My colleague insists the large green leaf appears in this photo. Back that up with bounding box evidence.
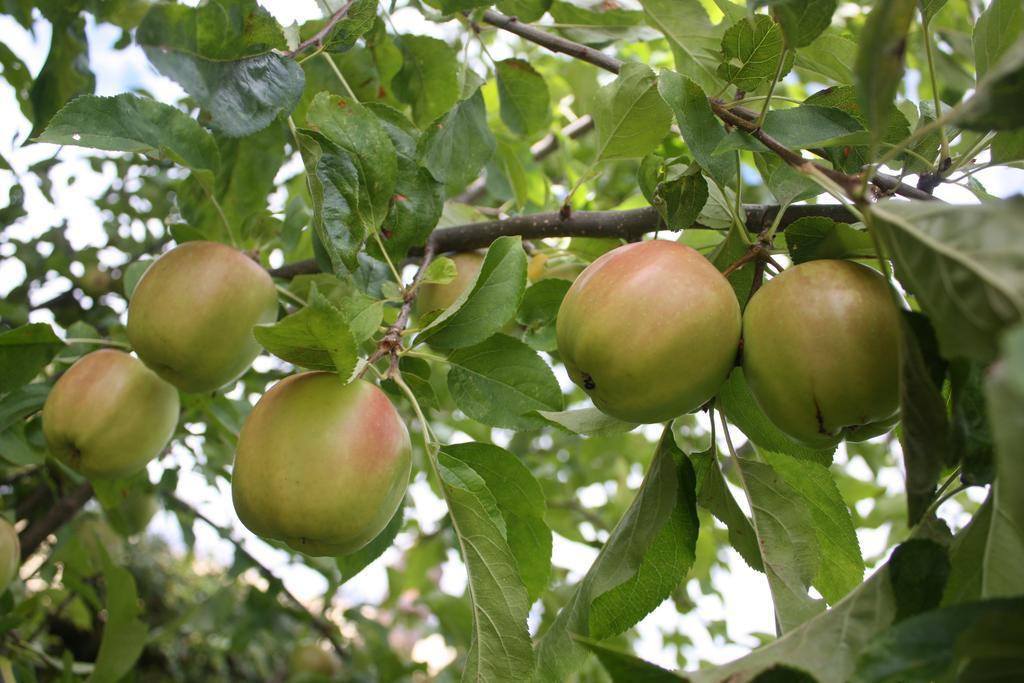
[640,0,723,95]
[447,334,564,431]
[442,442,552,602]
[872,199,1024,363]
[36,94,220,181]
[418,87,496,195]
[88,557,149,683]
[759,0,837,48]
[717,15,793,92]
[417,236,527,350]
[592,63,672,162]
[0,324,64,396]
[785,216,875,264]
[853,0,917,154]
[575,636,685,682]
[658,70,733,188]
[535,427,698,681]
[973,0,1023,79]
[688,446,763,571]
[495,58,551,138]
[392,35,460,128]
[436,452,535,682]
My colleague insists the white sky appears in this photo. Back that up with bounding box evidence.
[0,0,1011,674]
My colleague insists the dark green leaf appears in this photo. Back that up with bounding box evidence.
[392,35,459,128]
[688,446,763,571]
[872,198,1024,363]
[418,87,496,195]
[575,636,685,682]
[950,360,994,485]
[28,16,95,139]
[252,286,358,377]
[785,217,875,264]
[336,504,403,584]
[853,0,916,154]
[957,36,1024,131]
[0,383,49,431]
[717,15,793,92]
[0,324,64,395]
[658,70,733,188]
[516,278,570,352]
[804,86,910,174]
[447,334,564,430]
[37,94,220,176]
[761,0,836,48]
[652,162,709,230]
[888,539,950,623]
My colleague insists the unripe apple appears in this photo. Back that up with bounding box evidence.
[127,241,279,393]
[556,240,742,423]
[528,253,585,283]
[742,259,900,448]
[104,487,159,537]
[232,374,411,557]
[416,252,484,315]
[43,350,180,479]
[0,517,19,594]
[289,643,339,676]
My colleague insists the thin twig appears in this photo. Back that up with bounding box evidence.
[285,0,356,58]
[480,10,623,74]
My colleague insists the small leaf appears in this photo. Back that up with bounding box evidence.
[653,162,709,230]
[0,324,64,395]
[443,442,552,602]
[421,256,457,285]
[447,334,564,430]
[853,0,917,155]
[253,286,358,377]
[592,63,673,162]
[418,236,528,349]
[516,278,570,352]
[640,0,723,95]
[785,217,875,264]
[418,87,496,195]
[717,15,793,92]
[496,59,551,137]
[761,0,837,48]
[872,199,1024,363]
[888,539,950,623]
[36,94,219,175]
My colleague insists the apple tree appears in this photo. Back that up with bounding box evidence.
[1,0,1023,680]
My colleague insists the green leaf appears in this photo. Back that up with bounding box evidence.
[536,427,698,680]
[392,35,460,128]
[950,360,993,485]
[0,383,49,432]
[315,0,377,53]
[516,278,570,353]
[575,636,684,682]
[898,311,949,525]
[88,557,149,683]
[785,217,874,264]
[853,0,916,155]
[658,70,733,188]
[496,59,551,137]
[957,36,1024,131]
[973,0,1022,79]
[592,63,672,162]
[418,87,496,194]
[0,42,33,121]
[888,539,950,623]
[436,452,535,682]
[852,597,1024,683]
[688,446,763,571]
[983,323,1024,598]
[442,442,551,602]
[640,0,723,95]
[718,370,835,466]
[717,15,793,92]
[536,407,638,437]
[253,286,358,377]
[447,334,564,431]
[942,495,993,606]
[336,504,403,585]
[418,236,527,349]
[548,1,653,44]
[366,103,444,263]
[652,162,709,230]
[0,324,64,395]
[760,0,836,48]
[28,16,95,139]
[754,152,821,205]
[36,94,220,177]
[761,105,866,148]
[805,85,911,174]
[793,28,856,85]
[736,456,825,632]
[137,0,302,137]
[872,199,1024,363]
[496,0,551,23]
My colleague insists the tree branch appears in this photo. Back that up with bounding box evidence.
[480,10,623,74]
[267,203,858,278]
[165,495,348,661]
[19,482,94,562]
[285,0,355,58]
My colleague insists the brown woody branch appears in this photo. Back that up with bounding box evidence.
[19,482,94,562]
[285,0,355,58]
[267,203,857,279]
[166,495,347,661]
[480,10,623,74]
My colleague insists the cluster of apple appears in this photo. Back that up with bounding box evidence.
[40,242,411,558]
[556,240,901,446]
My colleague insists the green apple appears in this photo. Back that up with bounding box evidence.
[0,517,19,594]
[528,253,585,283]
[416,251,484,315]
[127,241,279,393]
[742,259,901,448]
[104,486,159,537]
[557,240,742,423]
[43,350,180,479]
[289,643,339,677]
[232,374,411,557]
